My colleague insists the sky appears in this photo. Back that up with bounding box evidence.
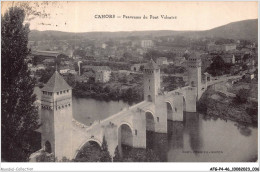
[1,1,258,32]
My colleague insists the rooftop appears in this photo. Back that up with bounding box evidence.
[188,52,202,60]
[41,71,72,92]
[82,65,111,71]
[32,51,61,57]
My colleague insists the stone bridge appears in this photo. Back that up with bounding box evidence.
[67,75,243,160]
[69,86,198,160]
[32,57,244,161]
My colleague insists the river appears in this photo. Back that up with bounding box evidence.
[72,97,258,162]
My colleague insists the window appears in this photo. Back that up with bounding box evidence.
[60,91,62,94]
[135,130,137,136]
[67,90,69,93]
[157,117,159,122]
[57,92,59,95]
[63,90,66,93]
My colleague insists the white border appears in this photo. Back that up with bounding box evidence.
[0,0,259,172]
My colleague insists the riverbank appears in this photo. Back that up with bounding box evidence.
[72,81,143,105]
[197,88,257,126]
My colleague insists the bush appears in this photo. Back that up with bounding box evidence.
[233,89,250,104]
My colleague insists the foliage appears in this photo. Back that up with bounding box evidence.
[233,89,250,104]
[100,136,112,162]
[73,137,111,162]
[161,64,186,74]
[37,67,55,83]
[206,55,230,76]
[162,76,185,92]
[36,152,55,162]
[144,50,177,62]
[1,7,40,161]
[73,81,143,104]
[73,49,86,58]
[73,141,101,162]
[121,148,160,162]
[113,146,121,162]
[215,38,235,45]
[82,60,130,71]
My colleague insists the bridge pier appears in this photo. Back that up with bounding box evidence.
[132,110,146,149]
[154,97,167,133]
[185,87,197,113]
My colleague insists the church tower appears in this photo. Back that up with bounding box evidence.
[143,59,160,103]
[187,53,202,99]
[40,71,73,160]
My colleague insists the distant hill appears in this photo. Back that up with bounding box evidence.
[29,19,258,41]
[201,19,258,41]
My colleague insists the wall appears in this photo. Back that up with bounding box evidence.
[185,87,197,112]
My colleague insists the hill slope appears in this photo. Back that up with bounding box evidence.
[29,19,258,41]
[202,19,258,41]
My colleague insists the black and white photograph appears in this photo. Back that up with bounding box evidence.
[1,1,259,171]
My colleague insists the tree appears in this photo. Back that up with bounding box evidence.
[113,146,121,162]
[1,7,40,161]
[207,55,227,76]
[74,142,101,162]
[37,67,55,83]
[234,89,250,104]
[100,136,112,162]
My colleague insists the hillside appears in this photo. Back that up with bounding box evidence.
[29,19,258,41]
[202,19,258,41]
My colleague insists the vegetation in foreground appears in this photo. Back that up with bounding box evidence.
[2,7,40,162]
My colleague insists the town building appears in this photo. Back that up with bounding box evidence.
[130,63,146,72]
[141,40,154,48]
[29,64,46,72]
[173,56,186,66]
[223,54,235,64]
[59,67,71,74]
[31,50,61,59]
[43,59,55,66]
[95,70,111,83]
[207,43,237,52]
[156,57,168,66]
[82,66,112,83]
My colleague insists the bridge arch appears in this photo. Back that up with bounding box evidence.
[118,123,134,156]
[73,138,102,160]
[145,110,156,149]
[145,110,155,132]
[183,96,186,112]
[44,141,52,153]
[165,101,174,120]
[117,122,134,134]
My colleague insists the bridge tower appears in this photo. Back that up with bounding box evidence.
[40,71,73,160]
[187,53,202,99]
[143,59,161,103]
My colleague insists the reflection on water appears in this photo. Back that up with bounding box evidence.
[73,97,258,162]
[166,112,258,162]
[145,112,257,162]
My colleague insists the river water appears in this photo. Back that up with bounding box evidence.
[72,97,258,162]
